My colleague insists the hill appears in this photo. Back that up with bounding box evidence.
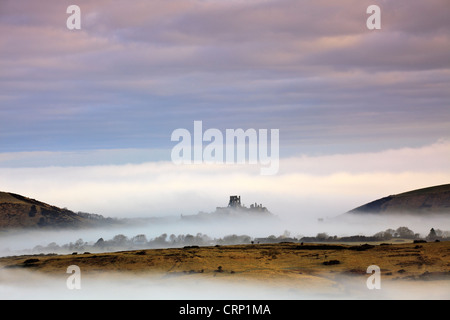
[0,191,115,229]
[348,184,450,215]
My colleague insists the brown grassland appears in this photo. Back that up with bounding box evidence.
[1,241,449,294]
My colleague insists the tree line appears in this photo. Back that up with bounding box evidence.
[27,226,450,255]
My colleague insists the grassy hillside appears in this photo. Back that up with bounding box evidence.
[0,191,107,229]
[349,184,450,215]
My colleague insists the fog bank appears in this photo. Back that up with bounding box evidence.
[0,268,448,300]
[1,213,449,257]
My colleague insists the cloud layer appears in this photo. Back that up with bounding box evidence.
[1,0,449,154]
[1,140,449,220]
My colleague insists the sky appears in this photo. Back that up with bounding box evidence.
[0,0,449,220]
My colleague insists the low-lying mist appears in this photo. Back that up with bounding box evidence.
[0,268,448,300]
[1,213,449,257]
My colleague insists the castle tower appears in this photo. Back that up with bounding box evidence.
[228,195,241,208]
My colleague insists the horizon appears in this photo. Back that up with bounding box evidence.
[1,140,450,220]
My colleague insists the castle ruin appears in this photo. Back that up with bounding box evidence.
[181,195,273,221]
[215,195,269,214]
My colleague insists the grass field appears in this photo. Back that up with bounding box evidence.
[1,241,449,288]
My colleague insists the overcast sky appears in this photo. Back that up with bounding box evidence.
[1,0,449,156]
[0,0,449,219]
